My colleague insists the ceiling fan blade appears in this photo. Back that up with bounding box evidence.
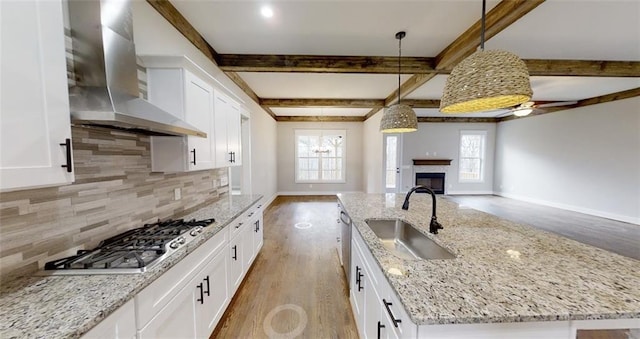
[533,100,578,108]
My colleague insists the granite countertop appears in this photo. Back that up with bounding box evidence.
[337,193,640,326]
[0,194,262,339]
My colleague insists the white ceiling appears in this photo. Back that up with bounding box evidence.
[169,0,640,118]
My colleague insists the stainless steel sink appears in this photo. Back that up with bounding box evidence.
[365,219,455,260]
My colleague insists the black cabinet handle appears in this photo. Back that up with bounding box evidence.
[228,151,233,163]
[235,222,243,229]
[248,212,254,217]
[59,138,72,173]
[196,283,204,304]
[358,271,364,291]
[190,148,197,165]
[232,245,237,260]
[355,266,361,286]
[255,220,260,232]
[377,321,385,339]
[383,299,402,328]
[203,276,210,297]
[257,204,262,209]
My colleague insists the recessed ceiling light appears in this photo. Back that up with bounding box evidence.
[261,5,273,18]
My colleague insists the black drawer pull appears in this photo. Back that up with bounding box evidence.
[255,220,260,232]
[377,321,385,339]
[203,276,210,296]
[196,283,204,304]
[190,148,197,165]
[383,299,402,328]
[60,138,72,172]
[232,245,237,260]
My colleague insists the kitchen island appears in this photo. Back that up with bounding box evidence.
[0,194,262,339]
[338,192,639,337]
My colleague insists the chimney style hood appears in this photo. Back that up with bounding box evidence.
[67,0,206,137]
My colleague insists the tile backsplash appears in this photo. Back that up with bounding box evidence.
[0,126,228,282]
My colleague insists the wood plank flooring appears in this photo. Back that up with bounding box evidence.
[211,195,358,338]
[445,195,640,260]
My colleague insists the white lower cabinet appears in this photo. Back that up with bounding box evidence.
[350,226,417,339]
[196,249,230,338]
[228,220,252,294]
[250,208,264,260]
[81,300,136,339]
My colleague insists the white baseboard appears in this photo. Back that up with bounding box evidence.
[446,190,495,195]
[495,191,640,225]
[262,193,278,209]
[277,191,363,196]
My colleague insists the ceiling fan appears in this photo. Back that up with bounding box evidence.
[494,100,578,117]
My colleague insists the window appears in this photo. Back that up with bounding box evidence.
[295,129,346,183]
[458,130,486,182]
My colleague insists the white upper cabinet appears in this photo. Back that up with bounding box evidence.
[143,56,215,172]
[0,0,74,191]
[213,91,242,167]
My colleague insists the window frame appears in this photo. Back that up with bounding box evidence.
[458,130,487,183]
[294,129,347,184]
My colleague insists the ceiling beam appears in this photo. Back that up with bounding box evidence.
[435,0,546,70]
[218,54,435,74]
[146,0,219,64]
[274,116,365,122]
[384,74,438,107]
[260,98,384,108]
[498,87,640,122]
[214,55,640,77]
[523,60,640,77]
[224,72,277,119]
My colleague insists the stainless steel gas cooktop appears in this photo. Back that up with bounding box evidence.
[42,218,215,275]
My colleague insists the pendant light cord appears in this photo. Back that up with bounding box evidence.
[480,0,486,50]
[397,34,402,104]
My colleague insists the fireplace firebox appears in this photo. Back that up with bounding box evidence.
[415,172,445,194]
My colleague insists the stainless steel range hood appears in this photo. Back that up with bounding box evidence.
[67,0,205,137]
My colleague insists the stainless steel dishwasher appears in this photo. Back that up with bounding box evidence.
[339,202,352,288]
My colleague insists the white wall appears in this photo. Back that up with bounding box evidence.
[277,121,363,194]
[132,2,277,203]
[494,97,640,224]
[401,123,496,194]
[363,112,384,193]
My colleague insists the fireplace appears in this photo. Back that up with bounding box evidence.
[415,172,445,194]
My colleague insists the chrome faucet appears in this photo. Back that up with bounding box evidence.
[402,185,444,234]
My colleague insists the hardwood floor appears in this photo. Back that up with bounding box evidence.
[211,195,358,338]
[445,195,640,260]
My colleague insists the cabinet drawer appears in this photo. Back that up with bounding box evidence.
[352,227,385,293]
[135,228,228,328]
[229,200,263,239]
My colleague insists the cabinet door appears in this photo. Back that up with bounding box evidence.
[251,211,264,259]
[240,220,254,271]
[228,229,245,293]
[0,0,74,191]
[350,238,366,334]
[184,72,214,171]
[213,92,230,167]
[138,276,199,339]
[226,103,241,166]
[197,249,230,339]
[364,272,383,339]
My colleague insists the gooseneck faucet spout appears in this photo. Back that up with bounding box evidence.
[402,185,444,234]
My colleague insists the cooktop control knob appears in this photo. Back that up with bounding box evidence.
[169,241,179,249]
[178,236,186,244]
[190,226,203,236]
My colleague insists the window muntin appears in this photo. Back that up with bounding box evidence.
[459,131,486,182]
[295,130,346,183]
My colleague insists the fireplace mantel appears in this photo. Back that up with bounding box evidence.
[412,159,452,166]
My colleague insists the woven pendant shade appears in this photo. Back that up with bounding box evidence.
[440,50,532,113]
[380,103,418,133]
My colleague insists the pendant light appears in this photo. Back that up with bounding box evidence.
[440,0,532,113]
[380,31,418,133]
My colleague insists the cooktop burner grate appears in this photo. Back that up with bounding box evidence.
[43,218,215,274]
